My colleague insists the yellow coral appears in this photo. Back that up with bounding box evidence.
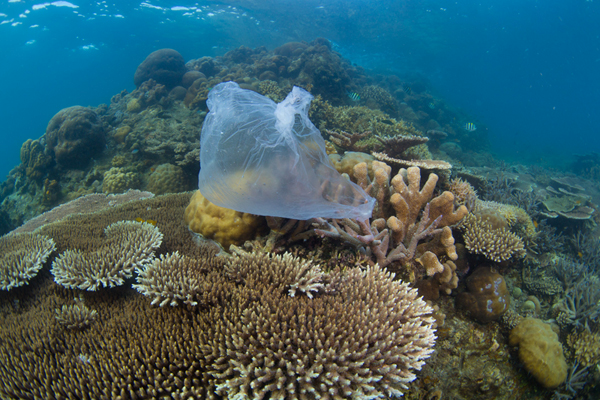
[509,318,567,389]
[126,98,142,113]
[184,190,268,249]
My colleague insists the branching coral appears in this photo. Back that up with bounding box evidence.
[315,163,467,292]
[461,212,526,262]
[205,252,436,399]
[55,296,98,329]
[224,247,326,298]
[133,250,215,306]
[0,233,55,291]
[51,220,163,290]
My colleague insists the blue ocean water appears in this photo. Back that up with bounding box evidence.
[1,0,599,179]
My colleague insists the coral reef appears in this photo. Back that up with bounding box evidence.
[461,212,526,262]
[133,250,218,307]
[509,317,568,389]
[184,190,268,249]
[0,232,55,290]
[0,195,437,398]
[206,250,436,399]
[51,220,163,290]
[102,167,141,194]
[19,138,53,181]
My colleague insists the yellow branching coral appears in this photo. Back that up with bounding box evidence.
[51,220,163,290]
[0,233,55,291]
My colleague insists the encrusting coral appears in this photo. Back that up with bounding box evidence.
[51,220,163,290]
[0,232,55,291]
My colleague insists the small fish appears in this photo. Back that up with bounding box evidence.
[578,251,583,258]
[402,84,412,95]
[464,122,477,132]
[533,220,538,228]
[347,91,360,101]
[135,217,157,226]
[131,149,139,154]
[428,102,435,109]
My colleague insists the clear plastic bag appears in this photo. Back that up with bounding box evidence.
[198,82,375,220]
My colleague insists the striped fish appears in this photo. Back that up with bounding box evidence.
[464,122,477,132]
[347,91,361,101]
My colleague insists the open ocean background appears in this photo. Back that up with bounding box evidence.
[1,0,599,180]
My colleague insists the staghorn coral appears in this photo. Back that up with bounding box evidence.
[0,232,55,291]
[51,220,163,290]
[556,276,600,329]
[224,247,326,299]
[206,255,436,399]
[133,250,218,307]
[55,296,98,329]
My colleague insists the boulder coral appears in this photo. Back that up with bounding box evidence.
[134,48,187,90]
[456,266,510,323]
[146,163,186,195]
[509,317,567,389]
[45,106,105,169]
[184,190,268,249]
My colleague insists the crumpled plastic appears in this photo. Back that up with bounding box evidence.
[198,82,375,220]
